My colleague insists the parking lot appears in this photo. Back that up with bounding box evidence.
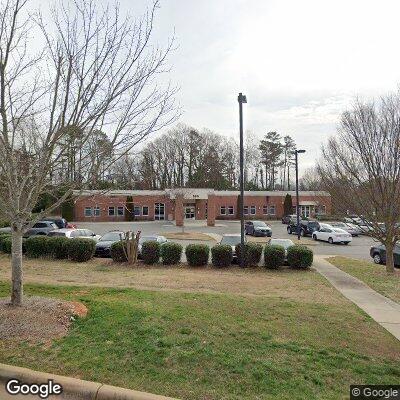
[76,219,377,262]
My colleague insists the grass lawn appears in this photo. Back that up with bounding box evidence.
[0,256,399,399]
[328,256,400,304]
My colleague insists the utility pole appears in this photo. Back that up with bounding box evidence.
[294,149,306,240]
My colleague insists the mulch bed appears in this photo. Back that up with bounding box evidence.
[0,296,87,343]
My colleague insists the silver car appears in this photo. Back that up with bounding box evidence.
[219,234,246,259]
[330,222,361,236]
[137,235,168,258]
[48,228,101,241]
[268,238,295,262]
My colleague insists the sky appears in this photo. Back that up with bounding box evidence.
[115,0,400,173]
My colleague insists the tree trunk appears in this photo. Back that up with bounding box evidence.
[11,229,23,306]
[385,241,395,273]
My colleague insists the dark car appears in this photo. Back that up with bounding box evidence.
[24,221,59,238]
[370,243,400,267]
[245,221,272,237]
[95,231,125,257]
[281,214,297,224]
[287,219,320,237]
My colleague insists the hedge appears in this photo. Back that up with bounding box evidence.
[46,236,70,259]
[160,242,182,265]
[235,242,263,267]
[110,241,128,262]
[287,245,313,269]
[0,234,11,252]
[185,244,210,266]
[264,244,285,269]
[68,238,96,262]
[1,237,12,254]
[211,244,232,268]
[25,236,50,258]
[142,241,160,264]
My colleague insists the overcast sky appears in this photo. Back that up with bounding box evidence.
[117,0,400,172]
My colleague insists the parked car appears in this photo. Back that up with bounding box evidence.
[281,214,297,224]
[343,217,373,234]
[370,243,400,267]
[137,235,168,258]
[287,220,320,237]
[329,222,361,236]
[219,234,246,259]
[95,231,125,257]
[23,221,59,238]
[245,221,272,237]
[48,228,101,241]
[44,217,76,229]
[0,227,11,234]
[312,223,352,244]
[268,238,295,262]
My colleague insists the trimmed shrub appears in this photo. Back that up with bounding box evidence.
[264,244,285,269]
[1,237,12,254]
[235,242,263,267]
[141,241,160,264]
[185,244,210,267]
[46,236,70,259]
[68,238,96,262]
[160,242,182,265]
[25,236,50,258]
[211,244,232,268]
[287,245,313,269]
[0,233,11,252]
[110,241,128,262]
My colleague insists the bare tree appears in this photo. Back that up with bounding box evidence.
[317,92,400,273]
[0,0,178,305]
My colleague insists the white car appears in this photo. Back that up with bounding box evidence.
[312,223,352,245]
[48,228,101,241]
[137,235,168,257]
[219,234,246,258]
[329,222,361,236]
[268,238,294,262]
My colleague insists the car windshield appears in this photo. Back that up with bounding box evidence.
[270,239,294,249]
[100,232,124,241]
[253,221,267,227]
[47,231,66,237]
[221,236,241,246]
[308,222,319,228]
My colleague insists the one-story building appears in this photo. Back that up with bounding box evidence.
[73,189,331,226]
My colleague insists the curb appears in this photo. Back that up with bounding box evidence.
[0,363,178,400]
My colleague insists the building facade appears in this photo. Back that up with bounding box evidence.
[73,189,331,226]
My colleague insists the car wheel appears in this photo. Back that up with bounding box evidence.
[373,253,382,264]
[328,237,334,244]
[343,242,349,245]
[300,229,305,237]
[312,234,317,241]
[287,227,292,234]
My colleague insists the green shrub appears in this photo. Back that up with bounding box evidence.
[185,244,209,266]
[160,242,182,265]
[46,236,70,259]
[68,238,96,262]
[264,244,285,269]
[287,245,313,269]
[141,241,160,264]
[1,237,12,254]
[25,236,50,258]
[110,241,128,262]
[235,242,263,267]
[211,244,232,268]
[0,233,11,252]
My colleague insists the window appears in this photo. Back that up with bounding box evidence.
[269,205,276,215]
[262,205,268,215]
[117,206,124,216]
[220,206,226,215]
[93,207,100,216]
[134,206,141,216]
[142,206,149,216]
[244,206,249,215]
[228,206,234,215]
[250,205,256,215]
[108,206,115,216]
[84,207,92,217]
[155,203,165,220]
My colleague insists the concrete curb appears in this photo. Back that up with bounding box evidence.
[0,363,178,400]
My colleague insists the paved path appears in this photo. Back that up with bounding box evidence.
[314,256,400,340]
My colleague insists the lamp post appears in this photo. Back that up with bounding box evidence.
[238,92,247,267]
[294,149,306,240]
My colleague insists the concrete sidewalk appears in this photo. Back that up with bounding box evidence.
[314,256,400,340]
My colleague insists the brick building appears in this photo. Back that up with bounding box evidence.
[73,189,331,226]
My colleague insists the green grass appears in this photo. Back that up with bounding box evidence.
[328,256,400,304]
[0,282,399,400]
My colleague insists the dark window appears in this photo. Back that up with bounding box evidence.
[244,206,249,215]
[142,206,149,216]
[117,206,124,216]
[250,206,256,215]
[93,207,100,216]
[228,206,234,215]
[134,206,141,216]
[84,207,92,217]
[220,206,226,215]
[262,205,268,215]
[108,207,115,216]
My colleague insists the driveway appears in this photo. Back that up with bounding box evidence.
[75,220,377,262]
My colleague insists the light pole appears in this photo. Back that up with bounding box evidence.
[294,149,306,240]
[238,92,247,267]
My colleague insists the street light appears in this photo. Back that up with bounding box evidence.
[238,92,247,267]
[294,149,306,240]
